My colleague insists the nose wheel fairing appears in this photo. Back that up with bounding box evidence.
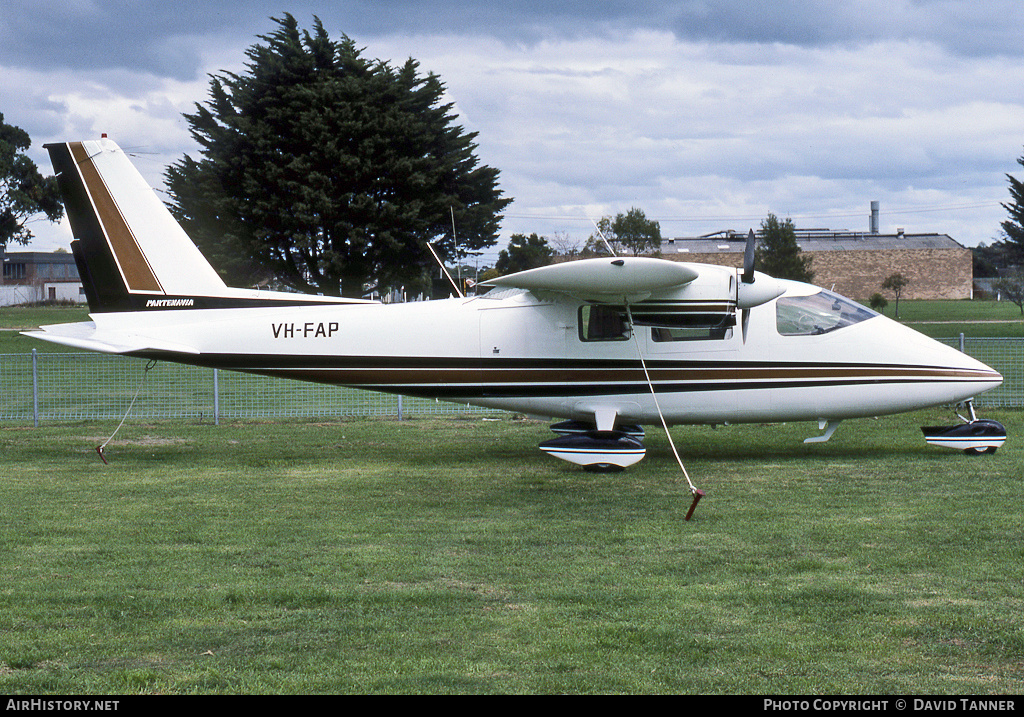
[921,418,1006,455]
[921,401,1006,455]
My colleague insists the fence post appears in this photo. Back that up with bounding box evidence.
[397,394,403,421]
[960,332,965,353]
[31,349,39,428]
[213,368,220,426]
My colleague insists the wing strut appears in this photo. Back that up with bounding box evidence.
[624,304,705,520]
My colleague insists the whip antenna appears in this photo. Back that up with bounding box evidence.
[590,218,617,257]
[426,242,464,299]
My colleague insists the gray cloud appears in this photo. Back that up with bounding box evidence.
[5,0,1021,80]
[3,1,1023,253]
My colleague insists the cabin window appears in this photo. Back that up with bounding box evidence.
[651,324,734,342]
[579,305,631,341]
[776,290,877,336]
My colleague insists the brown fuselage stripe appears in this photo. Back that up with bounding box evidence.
[69,142,162,294]
[132,350,998,397]
[245,367,994,384]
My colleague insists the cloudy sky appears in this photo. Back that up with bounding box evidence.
[4,0,1024,264]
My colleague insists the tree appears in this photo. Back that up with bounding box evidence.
[882,272,909,319]
[548,230,584,259]
[166,14,511,298]
[755,214,813,282]
[993,269,1024,316]
[590,208,662,256]
[972,242,1007,278]
[1000,149,1024,266]
[494,233,553,275]
[0,113,63,251]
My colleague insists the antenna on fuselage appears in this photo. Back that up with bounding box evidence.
[426,241,464,299]
[451,206,463,291]
[590,218,617,257]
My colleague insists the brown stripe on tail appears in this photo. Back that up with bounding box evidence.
[68,142,162,294]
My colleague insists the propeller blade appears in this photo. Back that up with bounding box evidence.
[741,229,756,284]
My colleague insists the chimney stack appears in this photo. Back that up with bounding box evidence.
[870,201,880,234]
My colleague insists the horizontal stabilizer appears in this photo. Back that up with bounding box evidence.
[484,257,699,302]
[22,322,200,356]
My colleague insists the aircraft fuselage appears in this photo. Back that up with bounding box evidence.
[63,281,999,430]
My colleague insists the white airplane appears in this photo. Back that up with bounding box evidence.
[26,138,1006,483]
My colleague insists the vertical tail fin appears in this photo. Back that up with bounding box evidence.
[45,138,229,312]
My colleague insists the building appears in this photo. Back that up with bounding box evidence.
[0,251,84,305]
[662,229,973,301]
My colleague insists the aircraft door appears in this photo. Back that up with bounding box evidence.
[478,300,572,418]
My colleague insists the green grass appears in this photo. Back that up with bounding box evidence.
[1,411,1023,694]
[883,300,1024,338]
[0,305,90,353]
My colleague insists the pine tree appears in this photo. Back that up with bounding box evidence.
[166,14,510,297]
[1000,151,1024,266]
[755,214,813,283]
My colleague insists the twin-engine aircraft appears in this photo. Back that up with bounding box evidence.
[27,138,1006,477]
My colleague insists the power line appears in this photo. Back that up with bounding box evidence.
[504,200,1003,226]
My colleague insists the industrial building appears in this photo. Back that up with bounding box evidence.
[661,204,972,300]
[0,251,84,305]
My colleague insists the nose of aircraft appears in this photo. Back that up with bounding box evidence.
[911,329,1003,406]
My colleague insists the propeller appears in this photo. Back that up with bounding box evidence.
[735,228,786,341]
[739,229,757,342]
[741,228,756,285]
[735,229,785,313]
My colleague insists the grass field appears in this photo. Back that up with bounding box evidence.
[891,300,1024,339]
[2,411,1023,694]
[0,305,90,354]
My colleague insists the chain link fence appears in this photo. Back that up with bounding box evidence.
[0,352,500,425]
[1,338,1020,424]
[935,336,1024,408]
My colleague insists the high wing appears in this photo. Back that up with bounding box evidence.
[483,256,699,303]
[482,239,787,312]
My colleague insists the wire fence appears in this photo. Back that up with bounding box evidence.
[1,337,1020,425]
[935,336,1024,408]
[0,352,500,425]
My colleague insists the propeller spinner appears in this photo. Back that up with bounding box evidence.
[736,229,786,310]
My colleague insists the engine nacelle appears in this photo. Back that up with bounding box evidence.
[736,270,786,309]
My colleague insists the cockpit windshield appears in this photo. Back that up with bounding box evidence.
[776,290,878,336]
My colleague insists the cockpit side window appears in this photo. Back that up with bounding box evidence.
[650,319,734,342]
[776,290,877,336]
[579,305,631,341]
